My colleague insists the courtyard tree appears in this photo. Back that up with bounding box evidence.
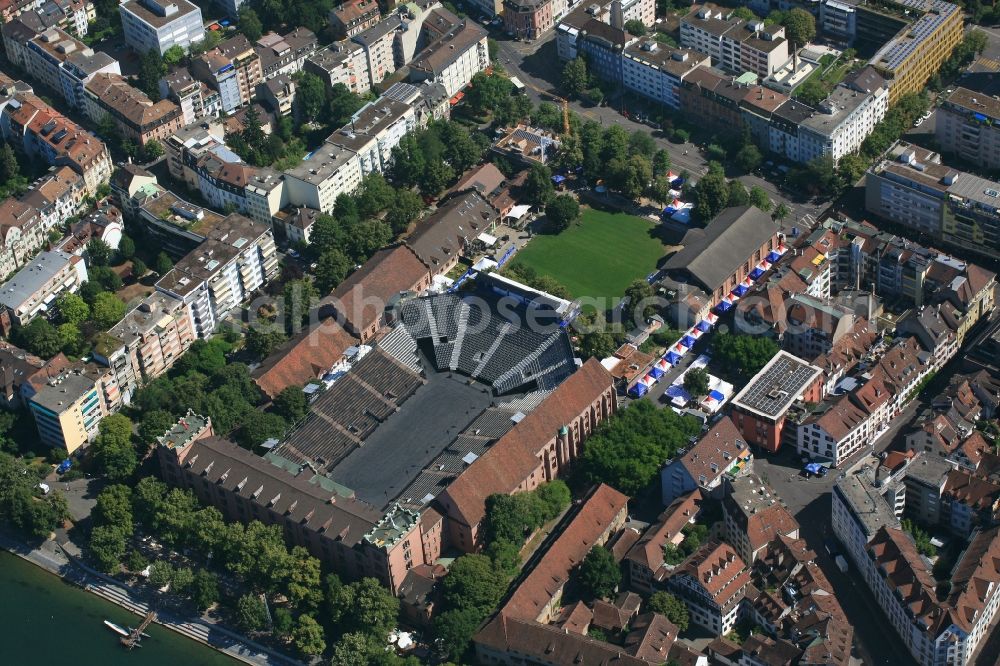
[783,9,816,50]
[683,367,710,397]
[647,591,689,631]
[577,545,620,600]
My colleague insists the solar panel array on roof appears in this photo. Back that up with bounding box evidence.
[732,352,822,418]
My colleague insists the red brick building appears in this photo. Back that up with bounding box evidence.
[436,357,615,551]
[729,350,824,453]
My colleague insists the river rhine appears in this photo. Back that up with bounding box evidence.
[0,550,236,664]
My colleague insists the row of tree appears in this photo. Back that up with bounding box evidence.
[85,474,395,659]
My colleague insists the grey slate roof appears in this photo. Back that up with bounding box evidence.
[663,205,779,293]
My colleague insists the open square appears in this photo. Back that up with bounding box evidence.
[511,207,667,302]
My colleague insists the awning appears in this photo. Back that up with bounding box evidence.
[749,267,764,280]
[478,232,498,246]
[674,341,688,352]
[681,335,696,348]
[473,257,497,271]
[643,373,657,384]
[671,207,691,224]
[733,284,748,297]
[697,320,711,333]
[630,382,648,397]
[665,351,681,364]
[505,204,531,220]
[552,175,566,184]
[656,358,669,371]
[650,366,664,379]
[706,312,719,324]
[716,300,733,313]
[709,389,725,401]
[687,328,703,341]
[767,251,781,263]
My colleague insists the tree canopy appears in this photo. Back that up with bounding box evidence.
[577,545,621,600]
[711,332,779,381]
[581,400,702,494]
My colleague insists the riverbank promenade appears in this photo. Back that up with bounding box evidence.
[0,530,299,666]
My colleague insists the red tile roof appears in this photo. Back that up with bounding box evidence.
[625,490,702,576]
[439,358,614,529]
[502,483,628,621]
[327,244,430,336]
[251,318,359,399]
[676,540,750,606]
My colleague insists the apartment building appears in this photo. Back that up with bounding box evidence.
[680,5,789,78]
[254,28,318,81]
[109,163,157,218]
[871,526,1000,666]
[795,369,893,466]
[0,250,87,334]
[868,0,962,105]
[866,142,1000,261]
[304,41,371,95]
[1,12,46,70]
[0,92,113,195]
[92,291,195,408]
[259,75,295,116]
[666,540,750,635]
[331,0,381,38]
[0,199,42,279]
[722,473,799,564]
[195,157,286,226]
[622,40,709,110]
[284,143,363,214]
[408,19,488,97]
[782,293,862,361]
[326,98,417,176]
[83,73,183,147]
[503,0,555,42]
[660,416,752,505]
[351,16,401,89]
[119,0,205,55]
[936,87,1000,170]
[192,35,262,114]
[769,71,888,164]
[159,68,218,125]
[729,350,824,454]
[28,363,109,453]
[625,492,704,595]
[22,27,121,110]
[20,166,86,236]
[154,213,278,338]
[271,206,319,246]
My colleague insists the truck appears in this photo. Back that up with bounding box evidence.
[835,555,849,573]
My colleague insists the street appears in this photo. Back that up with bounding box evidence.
[492,33,828,234]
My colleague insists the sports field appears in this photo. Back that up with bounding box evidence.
[511,207,667,303]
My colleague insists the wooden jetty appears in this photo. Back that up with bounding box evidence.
[121,611,156,650]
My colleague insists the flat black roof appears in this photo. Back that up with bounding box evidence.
[327,367,494,509]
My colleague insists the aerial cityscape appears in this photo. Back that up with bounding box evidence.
[0,0,998,663]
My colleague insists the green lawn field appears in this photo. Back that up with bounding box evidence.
[511,207,667,303]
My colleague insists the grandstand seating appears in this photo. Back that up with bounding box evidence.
[398,292,576,395]
[270,349,424,473]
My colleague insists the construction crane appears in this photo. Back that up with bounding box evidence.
[520,79,571,135]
